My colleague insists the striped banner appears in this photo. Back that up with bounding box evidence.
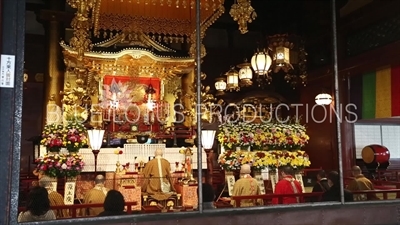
[351,65,400,119]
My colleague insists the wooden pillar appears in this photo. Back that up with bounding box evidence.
[205,150,214,185]
[181,70,195,127]
[42,0,65,126]
[340,74,356,177]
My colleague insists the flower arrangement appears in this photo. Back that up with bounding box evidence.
[265,150,280,170]
[252,151,268,171]
[40,123,64,152]
[58,153,85,178]
[217,150,241,171]
[237,151,254,166]
[63,121,87,152]
[217,120,310,151]
[217,123,241,150]
[35,153,85,178]
[290,150,311,171]
[218,150,311,172]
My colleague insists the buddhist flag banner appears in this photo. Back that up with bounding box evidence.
[350,65,400,120]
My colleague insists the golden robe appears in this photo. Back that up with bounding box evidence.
[142,156,175,194]
[347,174,378,200]
[230,175,262,207]
[48,191,69,218]
[83,185,109,216]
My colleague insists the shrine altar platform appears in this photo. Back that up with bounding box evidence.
[79,144,207,172]
[74,144,204,210]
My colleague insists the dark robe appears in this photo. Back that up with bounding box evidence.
[312,178,330,193]
[322,184,353,202]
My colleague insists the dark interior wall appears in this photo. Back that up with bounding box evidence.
[297,76,338,172]
[296,0,400,174]
[21,34,45,175]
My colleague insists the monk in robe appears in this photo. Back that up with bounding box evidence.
[83,175,109,216]
[39,176,69,218]
[230,164,262,207]
[272,166,303,204]
[347,166,378,201]
[142,149,175,194]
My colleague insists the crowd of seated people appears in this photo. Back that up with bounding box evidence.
[224,165,385,207]
[20,156,382,222]
[19,175,126,222]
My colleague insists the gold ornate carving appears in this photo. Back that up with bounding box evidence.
[92,0,225,42]
[67,0,95,60]
[60,77,91,123]
[198,72,217,123]
[96,32,176,53]
[229,0,257,34]
[62,46,195,81]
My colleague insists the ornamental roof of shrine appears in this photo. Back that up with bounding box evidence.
[60,32,192,60]
[92,0,225,42]
[61,32,194,79]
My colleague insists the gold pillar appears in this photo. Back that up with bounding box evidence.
[89,70,103,128]
[181,70,195,127]
[42,0,65,126]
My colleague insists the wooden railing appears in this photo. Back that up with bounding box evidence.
[231,192,324,207]
[18,201,137,219]
[351,189,400,200]
[230,189,400,207]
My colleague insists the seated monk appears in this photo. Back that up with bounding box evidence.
[142,149,175,195]
[39,176,69,218]
[230,164,262,207]
[83,175,109,216]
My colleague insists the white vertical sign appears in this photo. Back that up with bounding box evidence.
[226,174,236,196]
[0,54,16,88]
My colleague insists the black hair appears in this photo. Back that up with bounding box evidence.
[202,183,215,202]
[281,166,295,176]
[318,170,327,178]
[327,171,340,185]
[26,186,51,216]
[103,190,125,212]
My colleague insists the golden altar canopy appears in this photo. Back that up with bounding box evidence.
[61,31,195,80]
[93,0,225,42]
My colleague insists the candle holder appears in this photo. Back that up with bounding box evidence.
[181,162,186,172]
[116,161,123,174]
[175,162,180,172]
[139,161,145,173]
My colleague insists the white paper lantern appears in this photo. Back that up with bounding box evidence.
[315,93,333,105]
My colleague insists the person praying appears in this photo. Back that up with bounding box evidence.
[97,190,127,216]
[312,170,330,193]
[347,166,378,201]
[322,171,353,202]
[39,176,69,218]
[83,175,110,216]
[18,186,56,222]
[230,164,262,207]
[141,148,175,194]
[272,166,303,204]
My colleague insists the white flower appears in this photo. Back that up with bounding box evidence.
[61,163,67,169]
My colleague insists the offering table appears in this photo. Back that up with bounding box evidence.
[76,144,206,209]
